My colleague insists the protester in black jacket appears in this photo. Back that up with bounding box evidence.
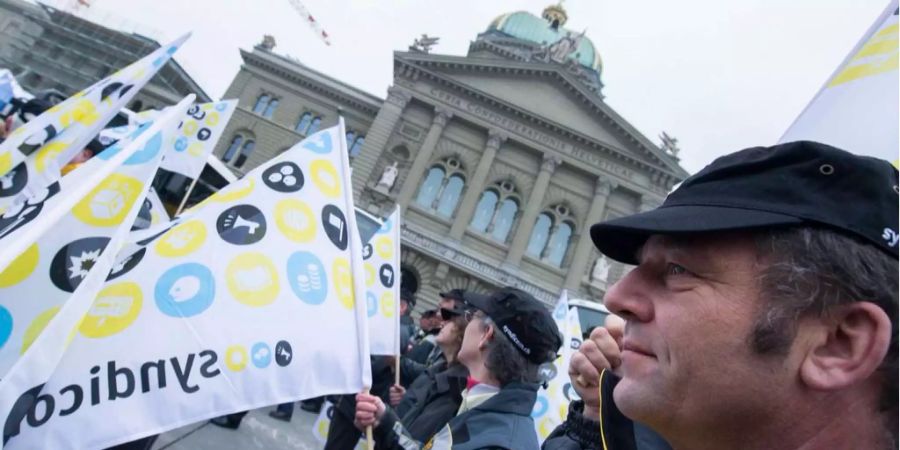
[371,307,469,446]
[355,287,563,450]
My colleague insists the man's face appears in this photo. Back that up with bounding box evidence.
[457,310,487,367]
[603,233,790,434]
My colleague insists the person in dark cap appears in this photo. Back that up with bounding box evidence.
[545,141,898,450]
[355,286,563,449]
[407,309,440,364]
[398,289,468,387]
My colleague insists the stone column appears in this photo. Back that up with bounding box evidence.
[395,106,454,209]
[448,130,506,240]
[564,178,615,289]
[504,154,561,266]
[351,85,411,200]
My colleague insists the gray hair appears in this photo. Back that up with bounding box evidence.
[753,227,897,423]
[481,317,540,386]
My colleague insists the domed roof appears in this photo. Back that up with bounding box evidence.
[487,7,602,74]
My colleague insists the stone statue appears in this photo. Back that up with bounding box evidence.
[591,255,610,284]
[377,162,399,190]
[258,35,276,51]
[548,30,584,64]
[660,131,680,157]
[410,34,440,53]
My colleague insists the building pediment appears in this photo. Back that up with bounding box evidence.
[396,52,688,180]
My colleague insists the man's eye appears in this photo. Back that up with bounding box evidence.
[666,263,687,276]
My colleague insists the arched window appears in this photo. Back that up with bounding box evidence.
[469,179,519,243]
[350,137,365,158]
[262,98,279,118]
[491,198,518,242]
[526,203,576,267]
[416,167,444,208]
[527,213,553,257]
[346,131,356,147]
[437,174,465,217]
[296,112,313,134]
[222,135,242,163]
[546,221,573,266]
[307,117,322,135]
[234,140,256,168]
[415,157,467,217]
[253,94,270,114]
[470,190,498,232]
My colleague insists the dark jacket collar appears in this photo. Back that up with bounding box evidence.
[470,382,538,416]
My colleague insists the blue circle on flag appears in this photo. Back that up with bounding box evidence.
[286,252,327,305]
[379,218,392,234]
[154,263,216,317]
[301,132,332,154]
[366,292,378,317]
[251,342,272,368]
[531,396,549,418]
[0,306,12,349]
[174,136,189,152]
[215,102,228,112]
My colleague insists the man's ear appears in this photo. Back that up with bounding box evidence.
[478,324,494,351]
[799,302,892,391]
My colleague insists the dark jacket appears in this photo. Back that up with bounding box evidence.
[324,356,395,450]
[400,315,416,354]
[375,382,542,450]
[399,351,445,388]
[376,362,468,445]
[407,334,437,364]
[541,369,671,450]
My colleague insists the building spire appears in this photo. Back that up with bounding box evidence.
[542,2,568,29]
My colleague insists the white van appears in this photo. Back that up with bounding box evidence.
[568,298,611,339]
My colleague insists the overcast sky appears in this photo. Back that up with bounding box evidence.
[63,0,886,173]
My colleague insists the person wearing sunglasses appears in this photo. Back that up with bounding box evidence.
[356,287,563,449]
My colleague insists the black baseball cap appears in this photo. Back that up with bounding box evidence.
[591,141,899,264]
[463,287,562,365]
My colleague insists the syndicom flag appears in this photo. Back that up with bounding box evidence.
[0,121,372,449]
[0,33,191,210]
[364,205,401,356]
[0,96,192,384]
[532,291,584,442]
[780,1,898,164]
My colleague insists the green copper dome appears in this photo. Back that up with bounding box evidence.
[487,7,602,75]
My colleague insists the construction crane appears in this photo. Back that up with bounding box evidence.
[285,0,332,46]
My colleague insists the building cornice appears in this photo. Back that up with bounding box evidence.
[395,51,688,182]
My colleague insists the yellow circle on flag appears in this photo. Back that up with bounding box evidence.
[0,152,11,176]
[274,199,316,243]
[225,344,248,372]
[332,257,354,309]
[205,111,220,127]
[311,159,341,198]
[375,236,393,260]
[20,306,60,355]
[72,173,144,227]
[364,263,375,287]
[182,120,198,137]
[226,252,280,307]
[381,291,395,318]
[187,142,204,157]
[210,178,255,203]
[60,98,100,127]
[35,141,68,173]
[155,220,207,257]
[0,243,39,288]
[79,282,143,338]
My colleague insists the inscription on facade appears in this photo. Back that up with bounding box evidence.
[428,87,639,182]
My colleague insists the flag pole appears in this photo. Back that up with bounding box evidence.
[174,175,199,217]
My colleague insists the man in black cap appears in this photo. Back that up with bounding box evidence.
[544,141,898,450]
[355,286,563,449]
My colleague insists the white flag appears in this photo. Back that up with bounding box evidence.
[0,100,190,381]
[0,33,191,209]
[780,2,899,164]
[161,100,237,179]
[364,205,401,355]
[532,291,584,441]
[0,122,371,449]
[311,400,365,449]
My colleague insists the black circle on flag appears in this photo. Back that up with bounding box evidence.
[570,337,581,351]
[321,205,347,251]
[106,247,146,281]
[0,182,59,240]
[197,127,212,141]
[0,162,28,198]
[263,162,304,193]
[362,243,373,260]
[378,263,395,288]
[275,340,293,367]
[216,204,267,245]
[50,236,112,293]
